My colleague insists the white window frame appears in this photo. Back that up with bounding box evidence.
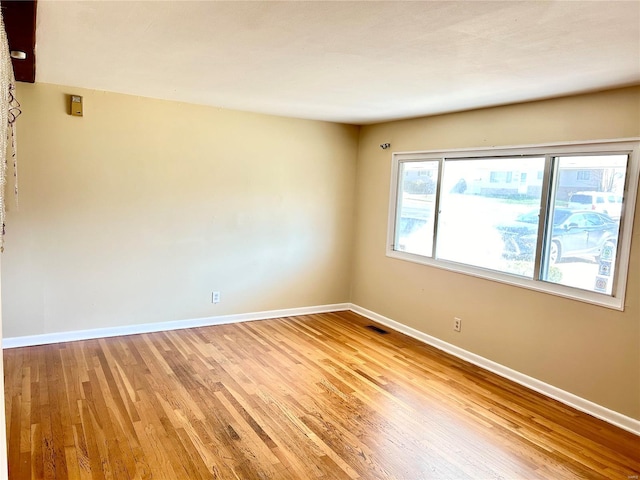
[386,138,639,310]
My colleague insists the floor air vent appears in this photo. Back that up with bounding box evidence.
[365,325,389,335]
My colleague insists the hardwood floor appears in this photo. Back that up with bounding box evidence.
[4,311,639,479]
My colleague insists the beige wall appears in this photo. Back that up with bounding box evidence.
[2,83,358,337]
[351,86,640,420]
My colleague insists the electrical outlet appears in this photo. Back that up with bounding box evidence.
[212,291,221,304]
[454,317,462,332]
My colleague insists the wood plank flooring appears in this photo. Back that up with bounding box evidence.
[4,311,639,479]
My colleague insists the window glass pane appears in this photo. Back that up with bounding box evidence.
[542,155,627,294]
[395,161,439,256]
[436,157,545,277]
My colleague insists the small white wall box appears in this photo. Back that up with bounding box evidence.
[70,95,83,116]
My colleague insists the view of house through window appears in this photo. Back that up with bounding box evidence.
[395,161,438,257]
[437,156,544,277]
[541,155,628,295]
[389,141,638,308]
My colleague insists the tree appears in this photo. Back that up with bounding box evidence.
[598,168,625,193]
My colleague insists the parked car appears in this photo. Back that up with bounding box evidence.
[497,208,619,264]
[568,191,623,218]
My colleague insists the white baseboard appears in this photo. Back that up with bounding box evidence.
[349,304,640,436]
[3,301,637,436]
[1,303,351,349]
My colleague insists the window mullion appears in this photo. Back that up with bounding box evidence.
[431,157,445,258]
[533,154,555,280]
[392,160,404,251]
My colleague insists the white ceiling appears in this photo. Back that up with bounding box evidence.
[35,1,640,125]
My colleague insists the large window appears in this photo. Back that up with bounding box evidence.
[387,139,639,309]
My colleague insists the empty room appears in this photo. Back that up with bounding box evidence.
[0,1,639,478]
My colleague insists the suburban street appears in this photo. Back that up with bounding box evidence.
[397,193,616,294]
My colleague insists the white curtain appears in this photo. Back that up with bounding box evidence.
[0,9,20,251]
